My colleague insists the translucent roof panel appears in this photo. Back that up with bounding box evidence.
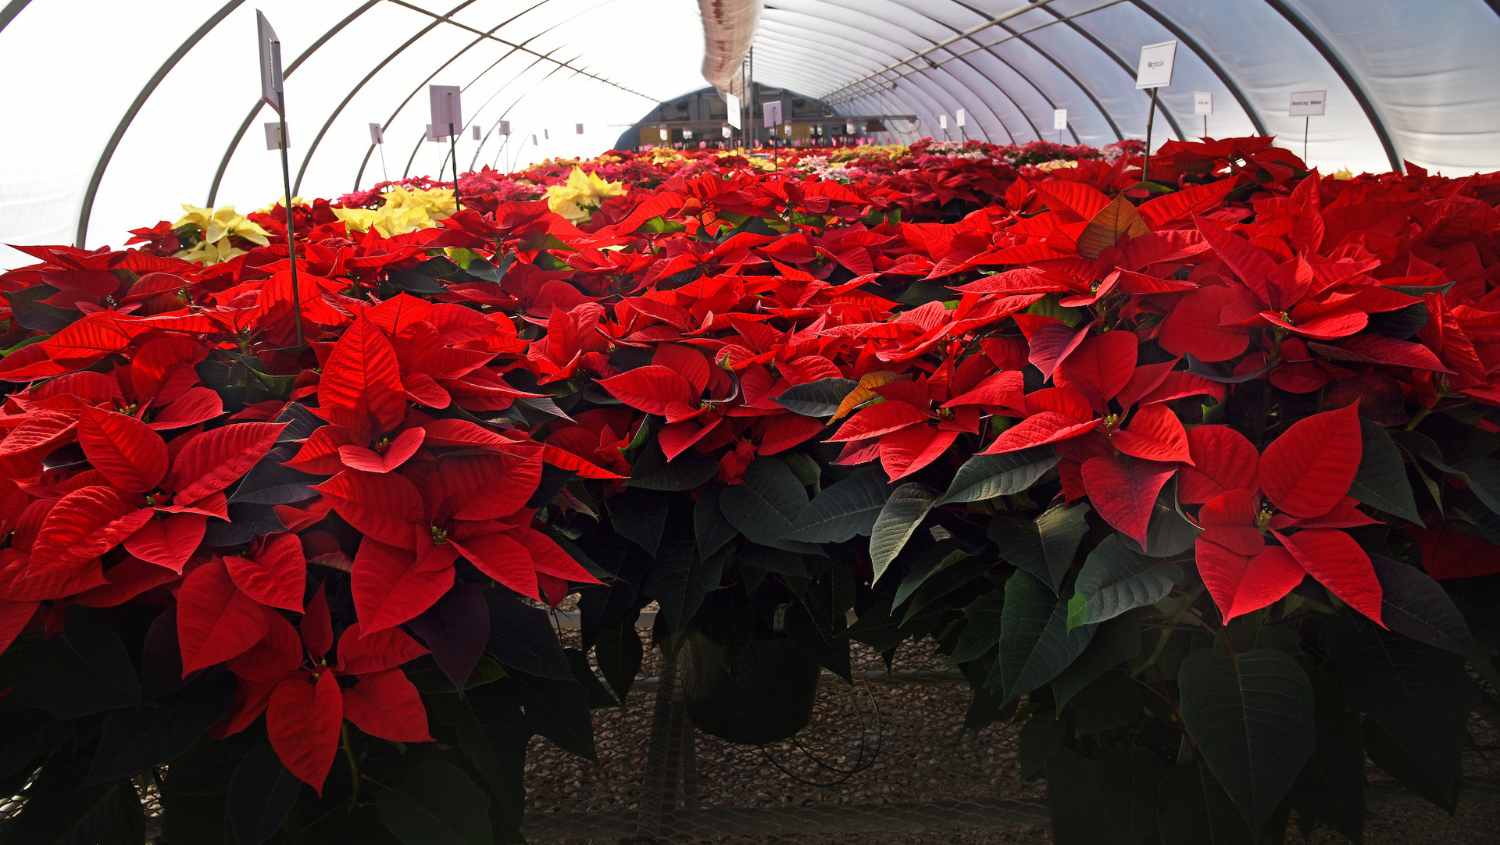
[4,0,1500,270]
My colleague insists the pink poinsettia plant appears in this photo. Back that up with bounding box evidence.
[0,137,1495,845]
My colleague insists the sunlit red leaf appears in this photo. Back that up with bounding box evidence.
[351,538,457,634]
[1178,425,1259,504]
[1258,404,1361,519]
[1080,454,1177,549]
[78,406,168,493]
[1196,540,1304,623]
[224,533,306,612]
[597,366,697,416]
[341,669,432,742]
[171,422,287,504]
[124,512,207,574]
[337,622,430,675]
[1276,528,1383,624]
[268,670,342,793]
[177,558,271,674]
[318,315,408,441]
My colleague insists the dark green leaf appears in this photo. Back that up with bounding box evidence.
[0,702,67,781]
[272,402,324,443]
[643,524,719,634]
[720,458,821,554]
[1156,762,1257,845]
[1119,494,1200,558]
[783,466,888,543]
[10,605,140,719]
[567,648,618,709]
[1177,648,1315,833]
[1454,456,1500,516]
[938,446,1060,505]
[693,481,737,559]
[165,729,266,797]
[1068,672,1142,734]
[1017,710,1065,781]
[485,592,570,681]
[376,761,493,845]
[504,673,596,761]
[869,483,939,583]
[1096,747,1167,845]
[1362,718,1459,813]
[998,570,1095,701]
[1292,672,1365,844]
[409,583,490,692]
[1045,749,1121,844]
[455,686,530,839]
[387,269,448,295]
[772,378,859,417]
[785,600,851,682]
[1369,554,1480,659]
[593,623,643,703]
[608,489,668,557]
[202,502,286,547]
[988,502,1090,593]
[1067,534,1183,628]
[1349,417,1423,524]
[87,670,237,784]
[625,443,719,492]
[159,790,230,845]
[227,746,300,845]
[1,753,141,845]
[228,447,321,505]
[949,590,1006,664]
[8,285,76,332]
[893,543,968,608]
[740,545,807,578]
[1327,613,1478,804]
[1050,608,1147,710]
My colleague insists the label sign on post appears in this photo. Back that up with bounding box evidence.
[575,123,584,135]
[722,125,731,138]
[256,11,283,114]
[939,114,948,131]
[726,92,741,129]
[498,120,511,136]
[955,109,966,128]
[846,120,856,135]
[1135,41,1177,89]
[1289,90,1327,116]
[1053,109,1068,131]
[1194,92,1213,115]
[428,85,461,135]
[472,125,480,140]
[368,123,384,145]
[264,123,286,151]
[763,101,782,128]
[425,125,440,143]
[659,125,668,142]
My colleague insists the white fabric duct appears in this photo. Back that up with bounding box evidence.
[700,0,762,97]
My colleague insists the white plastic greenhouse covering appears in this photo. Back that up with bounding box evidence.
[3,0,1500,271]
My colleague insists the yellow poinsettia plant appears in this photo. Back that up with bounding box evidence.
[332,185,457,237]
[171,204,271,265]
[544,167,627,224]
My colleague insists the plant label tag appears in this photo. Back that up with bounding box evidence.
[956,108,966,128]
[368,123,384,145]
[763,101,781,128]
[1194,92,1213,115]
[1054,109,1068,131]
[425,124,440,143]
[499,120,511,136]
[1289,90,1326,116]
[1135,40,1177,89]
[684,128,693,139]
[428,85,461,134]
[722,125,731,138]
[772,603,788,633]
[939,114,948,130]
[575,123,584,134]
[847,120,856,135]
[544,128,549,140]
[256,11,283,113]
[726,92,741,129]
[532,134,538,146]
[659,126,668,141]
[264,122,286,150]
[472,125,480,140]
[784,122,792,137]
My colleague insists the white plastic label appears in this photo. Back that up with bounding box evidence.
[368,122,383,145]
[846,120,856,135]
[1289,90,1327,117]
[772,604,788,633]
[256,11,283,112]
[575,123,584,135]
[726,92,741,129]
[939,114,948,130]
[1135,40,1177,89]
[1194,92,1213,115]
[428,85,461,135]
[1053,109,1068,131]
[425,124,440,143]
[472,124,480,140]
[763,101,781,128]
[955,108,966,128]
[263,122,285,150]
[659,126,668,141]
[498,120,511,136]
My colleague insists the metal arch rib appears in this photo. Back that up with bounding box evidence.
[1127,1,1268,137]
[1028,0,1186,142]
[291,1,483,198]
[206,0,380,207]
[1260,0,1402,172]
[0,0,31,34]
[753,11,1033,141]
[76,0,242,249]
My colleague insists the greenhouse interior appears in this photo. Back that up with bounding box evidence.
[2,1,1500,843]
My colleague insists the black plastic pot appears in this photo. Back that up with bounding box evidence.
[678,628,820,745]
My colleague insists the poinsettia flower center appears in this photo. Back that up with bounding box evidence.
[430,525,450,545]
[1255,505,1274,531]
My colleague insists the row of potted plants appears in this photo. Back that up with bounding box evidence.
[0,135,1496,845]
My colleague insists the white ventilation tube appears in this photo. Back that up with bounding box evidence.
[699,0,761,98]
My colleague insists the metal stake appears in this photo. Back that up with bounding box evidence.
[273,82,302,347]
[1142,86,1159,184]
[1303,116,1309,163]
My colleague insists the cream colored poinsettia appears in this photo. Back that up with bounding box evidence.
[172,204,270,265]
[1331,168,1354,180]
[1036,159,1079,171]
[333,186,458,237]
[543,167,626,224]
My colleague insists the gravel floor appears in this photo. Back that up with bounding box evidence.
[520,624,1500,845]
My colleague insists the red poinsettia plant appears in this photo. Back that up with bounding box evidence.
[0,137,1496,845]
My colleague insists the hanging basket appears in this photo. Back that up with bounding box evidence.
[678,627,821,745]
